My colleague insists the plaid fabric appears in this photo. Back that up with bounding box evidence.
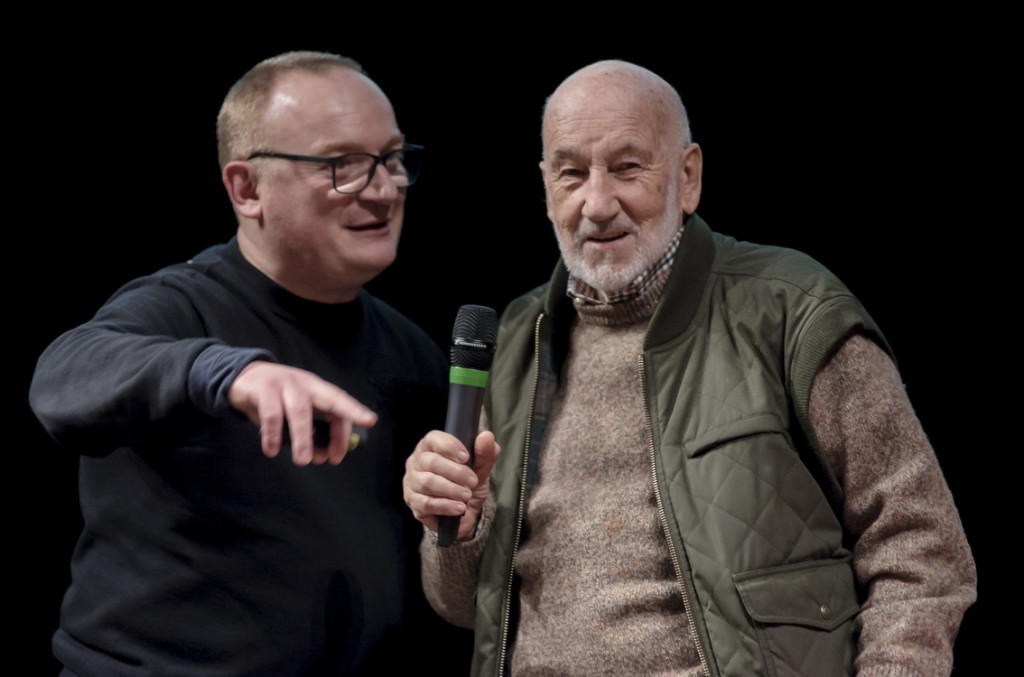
[567,225,684,305]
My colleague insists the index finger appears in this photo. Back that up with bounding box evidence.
[310,384,378,430]
[416,430,472,464]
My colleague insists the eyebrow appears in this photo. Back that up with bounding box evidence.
[550,142,650,164]
[550,148,582,164]
[607,142,651,159]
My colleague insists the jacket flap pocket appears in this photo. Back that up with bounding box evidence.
[687,413,791,458]
[733,558,859,631]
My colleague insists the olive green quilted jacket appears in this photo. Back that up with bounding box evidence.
[476,214,889,677]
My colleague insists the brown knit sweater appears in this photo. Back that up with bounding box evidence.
[422,275,975,676]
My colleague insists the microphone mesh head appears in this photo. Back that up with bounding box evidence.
[450,305,497,370]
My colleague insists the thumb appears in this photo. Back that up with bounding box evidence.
[472,430,500,488]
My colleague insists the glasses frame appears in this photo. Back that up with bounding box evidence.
[246,143,424,194]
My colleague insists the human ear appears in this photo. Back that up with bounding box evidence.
[540,161,555,223]
[677,143,703,215]
[222,161,263,220]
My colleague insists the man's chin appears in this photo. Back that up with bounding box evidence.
[571,264,636,293]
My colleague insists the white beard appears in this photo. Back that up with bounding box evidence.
[556,184,682,293]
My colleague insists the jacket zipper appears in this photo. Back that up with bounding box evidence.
[496,312,545,676]
[639,353,714,677]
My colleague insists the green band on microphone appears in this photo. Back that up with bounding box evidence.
[450,366,489,388]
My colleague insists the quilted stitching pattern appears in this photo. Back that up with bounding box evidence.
[645,241,863,675]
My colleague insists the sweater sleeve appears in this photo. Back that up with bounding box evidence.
[419,492,494,629]
[29,278,225,452]
[809,333,976,677]
[419,408,497,629]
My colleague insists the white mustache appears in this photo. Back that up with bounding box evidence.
[573,219,640,245]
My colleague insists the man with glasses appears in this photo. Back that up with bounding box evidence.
[31,52,447,675]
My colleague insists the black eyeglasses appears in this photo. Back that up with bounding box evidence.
[247,143,424,194]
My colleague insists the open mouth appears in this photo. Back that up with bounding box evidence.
[347,222,388,232]
[588,231,629,243]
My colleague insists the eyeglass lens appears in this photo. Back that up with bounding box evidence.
[335,149,417,193]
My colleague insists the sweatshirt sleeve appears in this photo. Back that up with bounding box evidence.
[809,333,976,676]
[30,278,228,452]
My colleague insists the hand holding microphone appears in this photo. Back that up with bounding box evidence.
[437,305,497,546]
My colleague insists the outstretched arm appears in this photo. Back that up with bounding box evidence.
[30,282,220,451]
[31,276,376,465]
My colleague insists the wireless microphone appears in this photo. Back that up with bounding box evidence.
[437,304,497,547]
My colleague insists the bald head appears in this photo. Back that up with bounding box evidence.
[543,60,691,158]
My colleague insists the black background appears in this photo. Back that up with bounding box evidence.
[17,16,1005,674]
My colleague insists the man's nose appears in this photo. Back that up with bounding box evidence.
[360,164,400,202]
[580,171,620,223]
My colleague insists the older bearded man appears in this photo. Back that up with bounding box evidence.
[403,60,975,677]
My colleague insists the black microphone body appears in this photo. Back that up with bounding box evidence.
[437,305,497,547]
